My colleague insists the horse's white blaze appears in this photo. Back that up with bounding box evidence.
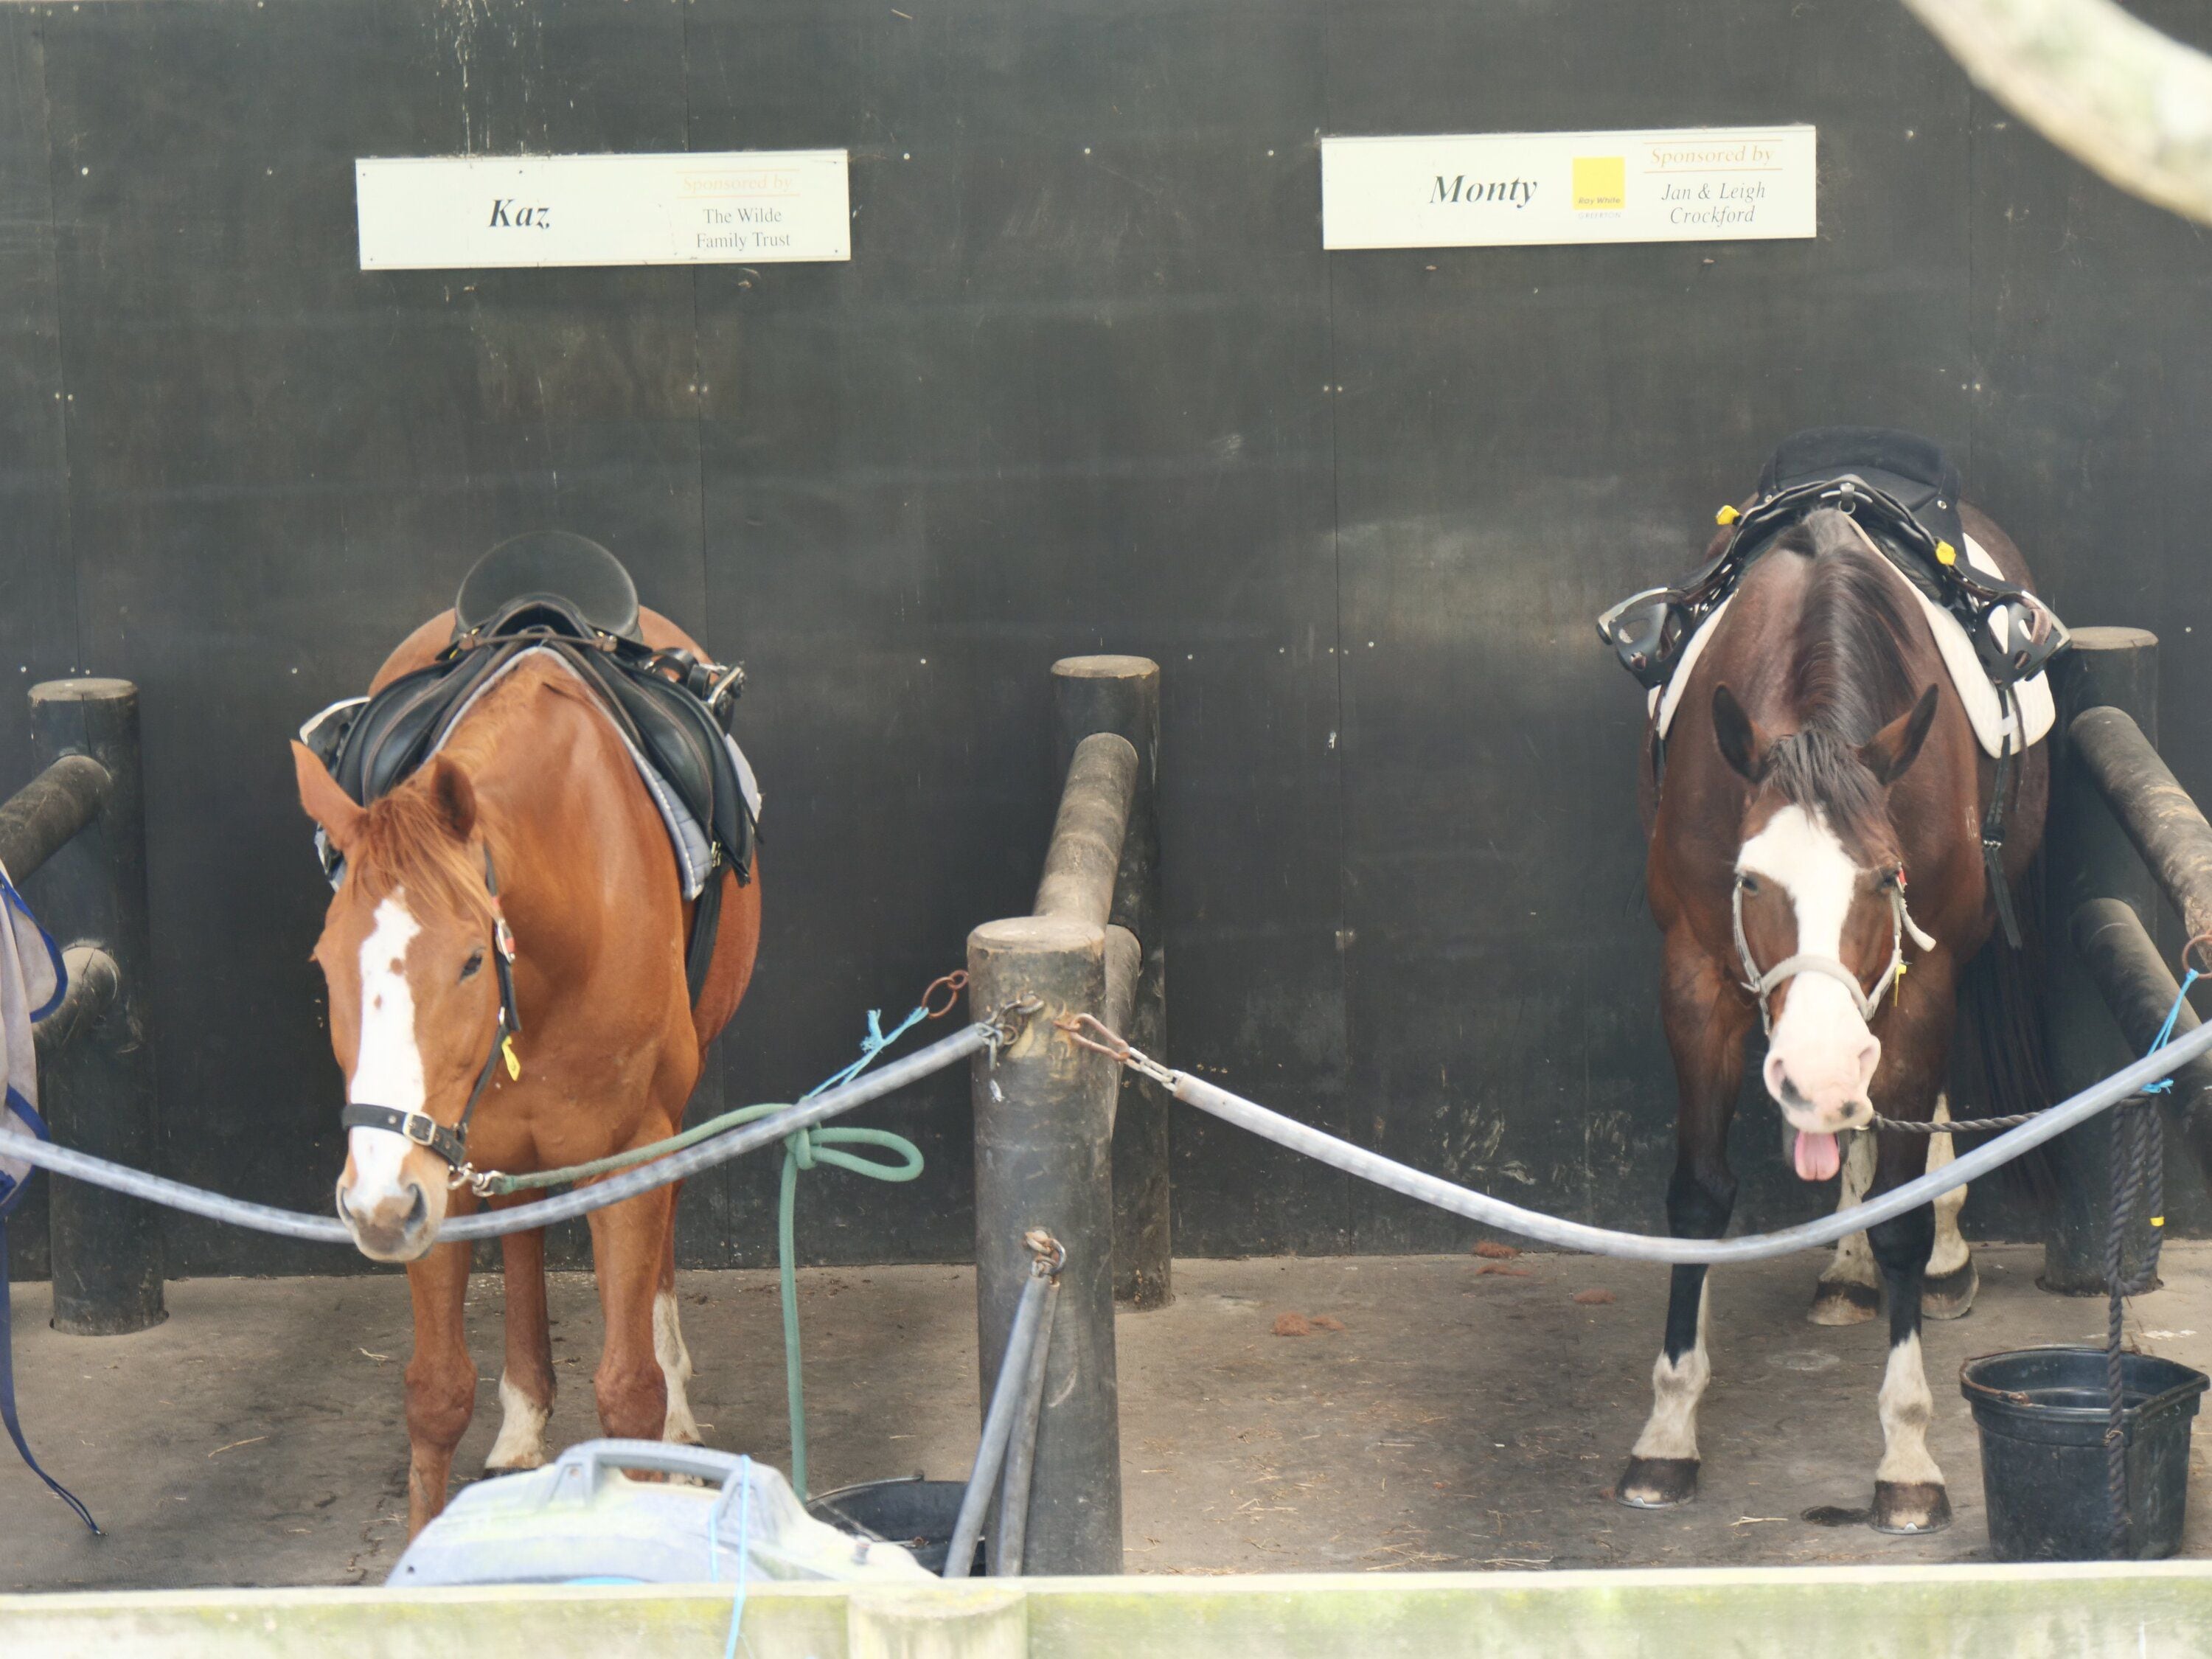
[487,1371,550,1471]
[1927,1096,1971,1276]
[1875,1332,1943,1485]
[1820,1130,1881,1292]
[1739,805,1879,1125]
[654,1289,701,1444]
[1631,1279,1710,1461]
[342,894,425,1214]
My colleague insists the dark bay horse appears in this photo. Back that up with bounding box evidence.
[1618,506,2047,1534]
[291,607,759,1535]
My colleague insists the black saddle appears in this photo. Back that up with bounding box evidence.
[456,530,644,646]
[306,535,754,1004]
[1597,426,2069,693]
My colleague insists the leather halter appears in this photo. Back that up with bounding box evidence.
[1732,865,1936,1036]
[338,849,523,1194]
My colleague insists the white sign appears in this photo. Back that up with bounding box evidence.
[355,150,851,271]
[1321,127,1815,251]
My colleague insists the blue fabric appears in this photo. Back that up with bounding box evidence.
[0,869,65,1023]
[0,1089,100,1534]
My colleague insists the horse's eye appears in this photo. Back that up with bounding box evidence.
[459,950,484,982]
[1740,874,1761,895]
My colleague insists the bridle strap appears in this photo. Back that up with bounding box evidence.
[340,1102,470,1172]
[1733,870,1933,1035]
[341,847,523,1186]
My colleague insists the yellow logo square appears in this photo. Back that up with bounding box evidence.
[1573,156,1626,212]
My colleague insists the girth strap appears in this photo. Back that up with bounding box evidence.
[1982,684,2024,950]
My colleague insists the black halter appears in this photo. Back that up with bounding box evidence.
[339,849,523,1190]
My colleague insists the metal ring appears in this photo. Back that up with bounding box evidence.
[922,970,970,1019]
[2183,933,2212,979]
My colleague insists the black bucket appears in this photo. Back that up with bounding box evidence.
[1960,1346,2209,1561]
[807,1477,982,1576]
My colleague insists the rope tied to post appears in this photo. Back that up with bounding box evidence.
[2100,957,2197,1557]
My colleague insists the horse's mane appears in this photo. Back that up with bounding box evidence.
[1758,509,1919,864]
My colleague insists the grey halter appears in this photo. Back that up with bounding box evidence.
[1733,866,1937,1036]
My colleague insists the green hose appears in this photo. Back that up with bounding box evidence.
[479,998,939,1498]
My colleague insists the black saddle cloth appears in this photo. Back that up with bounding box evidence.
[307,536,755,995]
[1756,427,1964,559]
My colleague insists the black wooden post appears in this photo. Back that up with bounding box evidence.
[1051,655,1171,1309]
[2043,629,2160,1294]
[29,678,164,1335]
[967,915,1123,1574]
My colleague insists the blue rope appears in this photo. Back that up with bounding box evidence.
[706,1454,754,1659]
[805,1005,932,1100]
[2140,968,2201,1095]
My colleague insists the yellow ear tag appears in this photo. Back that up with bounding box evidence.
[2153,1216,2166,1228]
[1935,540,1958,566]
[1716,504,1740,526]
[502,1036,521,1081]
[1894,960,1907,1005]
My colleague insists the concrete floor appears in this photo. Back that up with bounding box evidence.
[7,1244,2212,1590]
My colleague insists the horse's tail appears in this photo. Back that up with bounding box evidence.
[1955,849,2057,1208]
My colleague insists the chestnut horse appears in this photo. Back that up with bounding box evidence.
[291,606,758,1535]
[1618,506,2046,1534]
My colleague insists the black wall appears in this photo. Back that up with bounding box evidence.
[4,1,2209,1276]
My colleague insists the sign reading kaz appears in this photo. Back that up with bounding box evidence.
[355,151,850,270]
[1320,127,1816,251]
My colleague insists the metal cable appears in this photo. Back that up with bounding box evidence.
[1070,1014,2212,1266]
[0,1023,992,1246]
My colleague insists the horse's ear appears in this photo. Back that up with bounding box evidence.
[425,756,478,842]
[1711,684,1770,782]
[1860,684,1941,785]
[291,741,364,854]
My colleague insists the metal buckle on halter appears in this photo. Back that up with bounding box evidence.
[400,1112,439,1147]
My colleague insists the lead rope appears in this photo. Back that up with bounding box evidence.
[2105,965,2191,1557]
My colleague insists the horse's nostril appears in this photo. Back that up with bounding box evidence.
[406,1185,428,1228]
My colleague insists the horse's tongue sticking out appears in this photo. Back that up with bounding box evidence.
[1793,1130,1842,1182]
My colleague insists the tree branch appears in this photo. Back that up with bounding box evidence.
[1899,0,2212,225]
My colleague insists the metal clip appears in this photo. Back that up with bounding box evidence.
[987,993,1044,1057]
[1024,1228,1067,1279]
[1055,1012,1178,1090]
[448,1161,503,1198]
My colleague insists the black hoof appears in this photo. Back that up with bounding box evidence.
[1807,1280,1880,1326]
[1920,1261,1978,1321]
[1871,1480,1952,1534]
[1616,1456,1699,1509]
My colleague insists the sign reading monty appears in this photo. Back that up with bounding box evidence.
[1320,127,1815,251]
[355,150,851,271]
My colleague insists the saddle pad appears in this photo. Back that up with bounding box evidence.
[1652,533,2056,759]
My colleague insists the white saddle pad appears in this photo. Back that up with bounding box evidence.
[1651,533,2054,759]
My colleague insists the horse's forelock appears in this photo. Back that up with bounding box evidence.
[1761,728,1899,868]
[345,780,493,933]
